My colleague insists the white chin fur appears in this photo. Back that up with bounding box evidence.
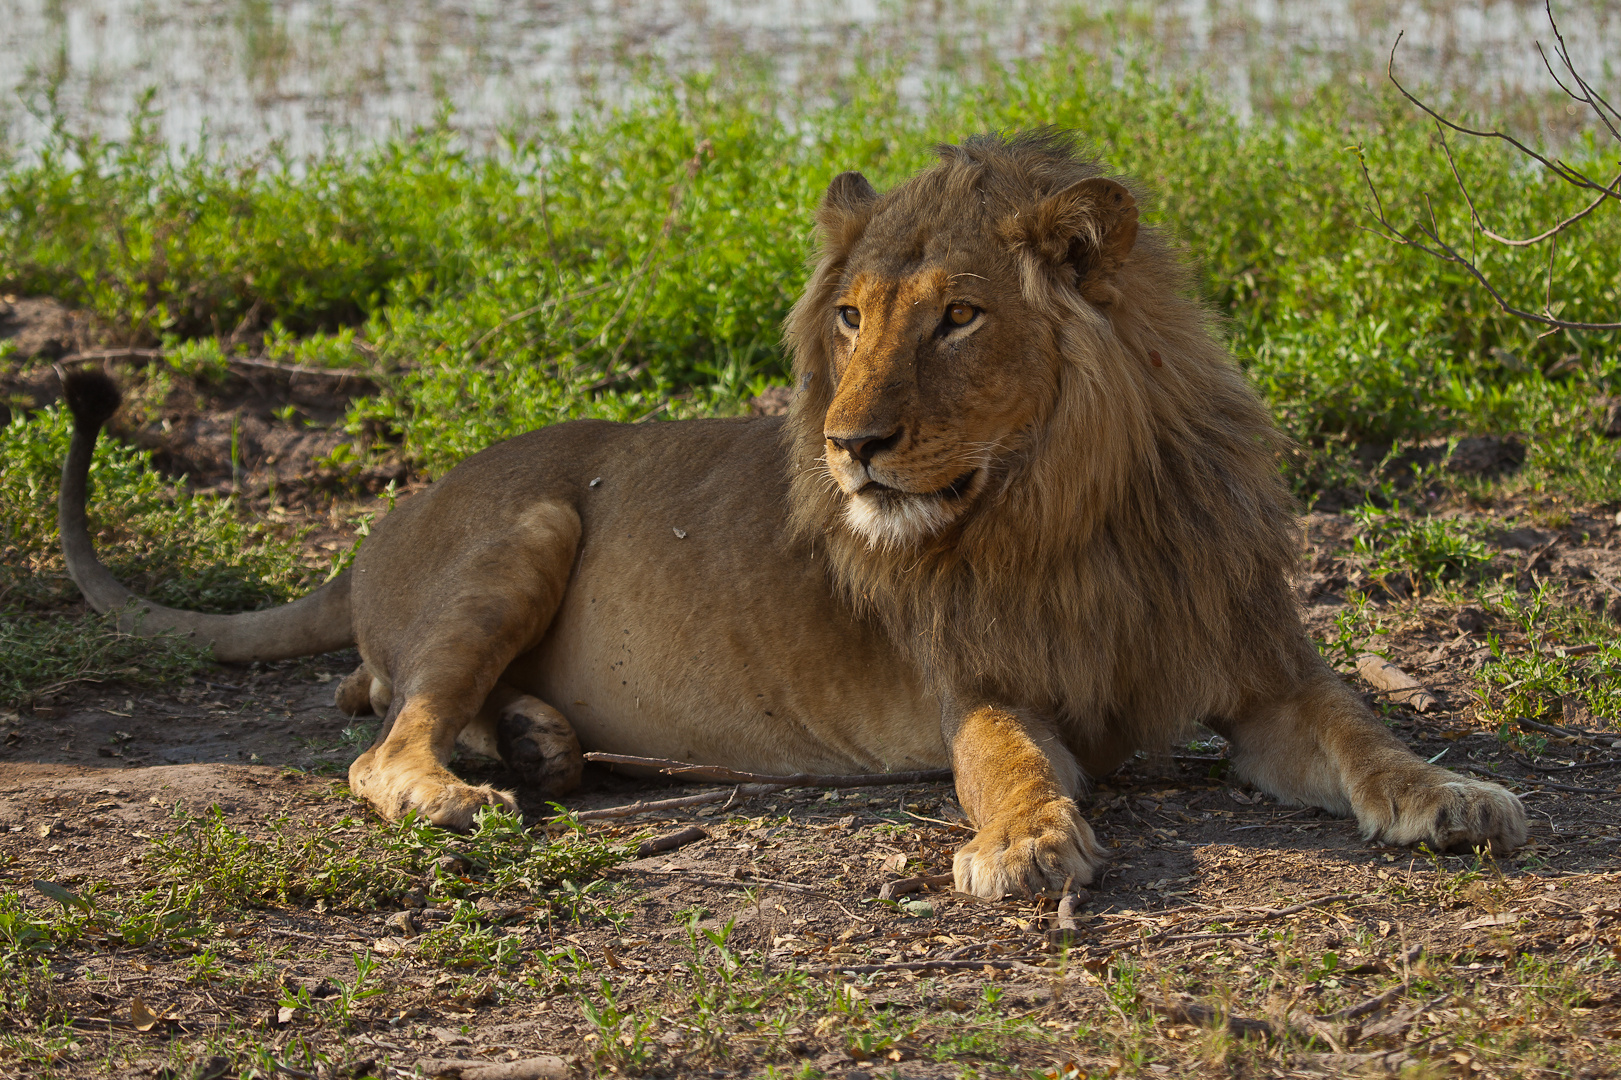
[844,491,958,550]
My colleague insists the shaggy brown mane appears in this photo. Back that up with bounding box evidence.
[782,129,1308,751]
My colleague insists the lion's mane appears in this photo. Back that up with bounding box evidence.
[781,130,1309,751]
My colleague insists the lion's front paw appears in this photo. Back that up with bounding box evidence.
[496,696,583,796]
[406,778,518,830]
[952,798,1105,899]
[352,750,518,830]
[1357,771,1527,855]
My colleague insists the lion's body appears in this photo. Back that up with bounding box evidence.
[352,416,943,775]
[59,130,1527,896]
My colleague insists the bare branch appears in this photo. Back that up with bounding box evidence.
[1387,32,1615,197]
[1437,120,1620,246]
[1364,12,1621,334]
[1541,0,1621,138]
[1356,153,1621,331]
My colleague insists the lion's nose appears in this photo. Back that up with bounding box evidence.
[827,429,902,466]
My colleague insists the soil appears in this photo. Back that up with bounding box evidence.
[2,297,1620,1077]
[3,652,1619,1078]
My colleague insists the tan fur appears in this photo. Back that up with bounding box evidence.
[59,130,1525,898]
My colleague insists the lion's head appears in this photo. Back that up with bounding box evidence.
[790,134,1143,551]
[783,130,1308,739]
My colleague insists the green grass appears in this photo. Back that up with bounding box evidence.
[1469,586,1621,731]
[0,47,1618,705]
[1350,496,1492,594]
[144,804,631,914]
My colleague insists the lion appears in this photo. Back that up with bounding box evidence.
[57,130,1526,898]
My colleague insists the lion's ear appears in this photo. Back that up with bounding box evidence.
[816,171,880,250]
[1006,176,1139,303]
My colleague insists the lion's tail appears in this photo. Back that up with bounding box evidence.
[58,369,355,663]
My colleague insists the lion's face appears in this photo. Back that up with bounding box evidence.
[820,245,1058,549]
[804,159,1140,551]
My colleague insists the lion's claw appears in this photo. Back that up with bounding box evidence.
[952,797,1105,899]
[1356,772,1527,855]
[397,778,517,831]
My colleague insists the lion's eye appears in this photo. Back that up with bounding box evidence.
[946,304,977,327]
[838,306,861,330]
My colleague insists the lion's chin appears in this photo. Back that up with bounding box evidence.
[842,469,979,550]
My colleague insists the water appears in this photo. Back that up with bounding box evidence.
[1,0,1618,156]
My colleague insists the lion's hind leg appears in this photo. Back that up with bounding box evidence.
[346,502,582,831]
[1214,663,1526,855]
[450,684,584,798]
[489,685,583,796]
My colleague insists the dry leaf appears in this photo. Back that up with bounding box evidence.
[130,996,159,1031]
[1356,654,1438,712]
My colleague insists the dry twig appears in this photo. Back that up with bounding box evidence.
[1146,997,1274,1039]
[878,873,955,901]
[1460,763,1614,795]
[634,825,709,858]
[583,752,952,788]
[802,956,1048,976]
[1137,892,1357,945]
[568,784,786,821]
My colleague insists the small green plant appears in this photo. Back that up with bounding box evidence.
[1321,588,1380,667]
[581,977,658,1073]
[326,950,389,1029]
[1472,586,1621,731]
[415,902,524,969]
[1350,501,1491,594]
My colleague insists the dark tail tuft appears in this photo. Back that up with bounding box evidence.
[59,368,122,431]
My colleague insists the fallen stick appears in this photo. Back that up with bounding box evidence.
[570,783,786,821]
[1146,997,1273,1039]
[1057,891,1088,928]
[1355,654,1438,713]
[1047,891,1090,944]
[634,825,709,857]
[1230,892,1357,924]
[264,927,333,944]
[1515,716,1610,740]
[1318,982,1406,1023]
[59,348,379,385]
[1515,756,1621,773]
[583,753,953,788]
[879,873,954,901]
[414,1056,568,1080]
[1140,929,1258,947]
[59,348,165,364]
[1460,764,1615,795]
[617,867,831,896]
[1591,569,1621,600]
[228,355,376,382]
[1108,888,1361,940]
